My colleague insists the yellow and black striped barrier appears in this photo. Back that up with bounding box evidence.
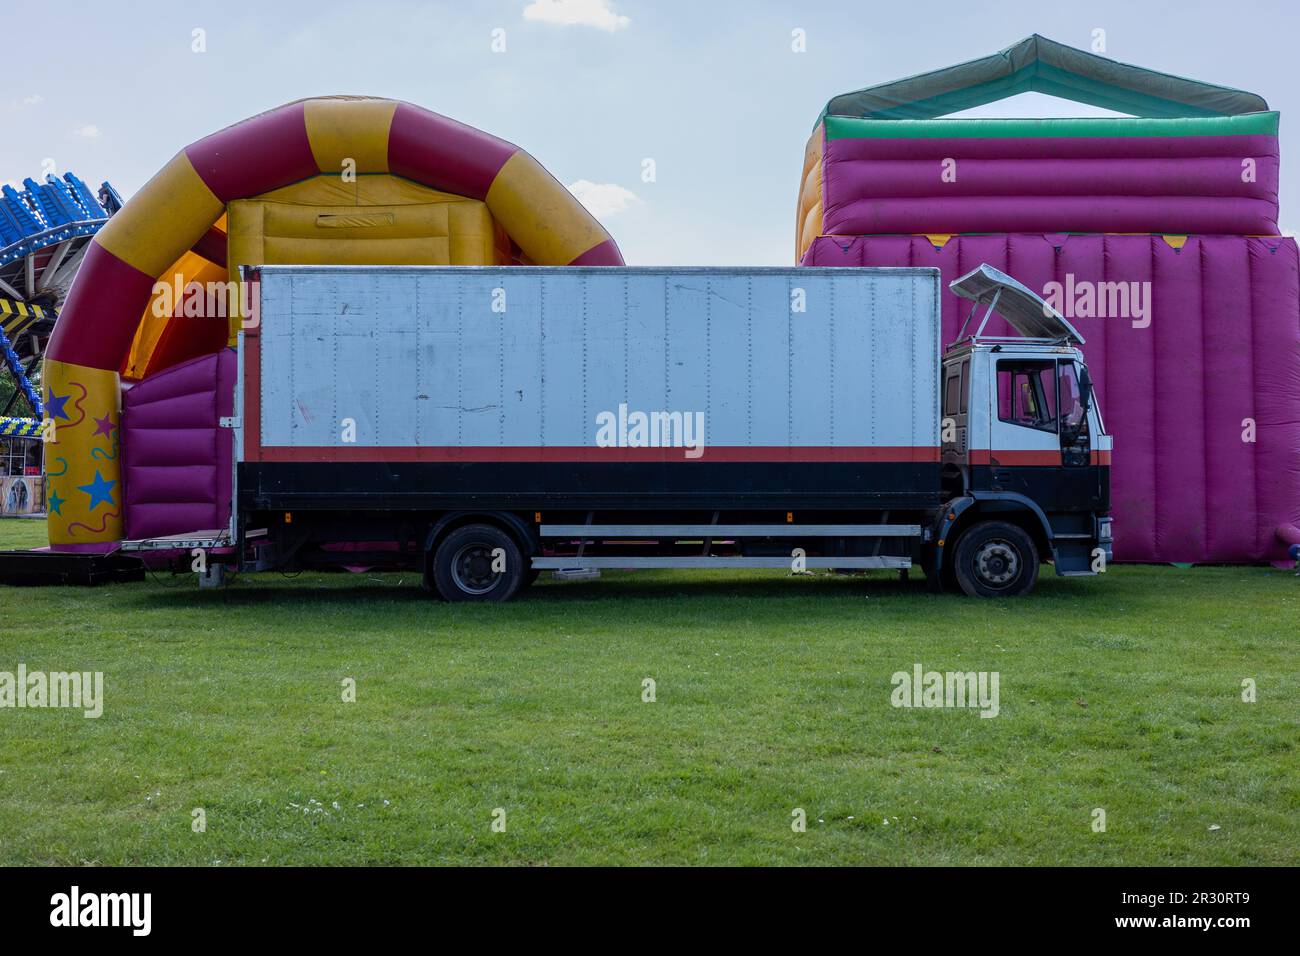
[0,298,54,342]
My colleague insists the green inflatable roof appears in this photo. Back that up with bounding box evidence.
[822,34,1269,123]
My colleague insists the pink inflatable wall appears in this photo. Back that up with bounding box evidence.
[818,114,1280,236]
[803,234,1300,562]
[121,350,236,541]
[799,37,1299,562]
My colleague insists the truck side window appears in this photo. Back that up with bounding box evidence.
[959,360,969,414]
[944,373,959,417]
[997,360,1057,432]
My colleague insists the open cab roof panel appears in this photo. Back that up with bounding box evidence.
[950,263,1086,345]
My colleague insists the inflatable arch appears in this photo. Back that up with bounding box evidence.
[44,96,622,548]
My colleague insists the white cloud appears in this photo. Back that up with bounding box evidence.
[73,124,100,139]
[523,0,629,32]
[5,93,43,112]
[567,180,640,218]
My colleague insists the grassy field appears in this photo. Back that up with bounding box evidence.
[0,516,1296,866]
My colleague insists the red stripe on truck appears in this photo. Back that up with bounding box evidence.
[247,445,942,463]
[970,450,1060,466]
[969,450,1111,466]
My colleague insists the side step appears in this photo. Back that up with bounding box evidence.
[120,530,232,552]
[541,524,921,538]
[531,556,911,570]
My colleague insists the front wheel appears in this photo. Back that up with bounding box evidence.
[429,524,525,602]
[952,520,1039,597]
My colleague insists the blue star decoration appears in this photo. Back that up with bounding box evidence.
[77,470,116,511]
[47,487,65,516]
[45,389,71,421]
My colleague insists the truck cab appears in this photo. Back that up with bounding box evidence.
[937,265,1113,590]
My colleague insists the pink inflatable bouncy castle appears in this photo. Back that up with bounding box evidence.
[797,35,1300,563]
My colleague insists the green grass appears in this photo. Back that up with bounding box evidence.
[0,516,1296,865]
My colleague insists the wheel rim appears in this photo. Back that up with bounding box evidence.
[973,538,1020,589]
[450,543,501,595]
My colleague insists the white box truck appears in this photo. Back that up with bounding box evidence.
[131,264,1112,599]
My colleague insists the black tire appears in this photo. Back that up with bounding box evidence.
[523,567,542,587]
[430,524,524,602]
[951,520,1039,597]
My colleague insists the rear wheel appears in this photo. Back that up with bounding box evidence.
[952,520,1038,597]
[430,524,524,602]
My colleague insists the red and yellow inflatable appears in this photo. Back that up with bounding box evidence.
[45,96,622,548]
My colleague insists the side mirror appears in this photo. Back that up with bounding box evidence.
[1077,364,1094,417]
[1061,363,1092,440]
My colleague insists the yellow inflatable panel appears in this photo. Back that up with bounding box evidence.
[304,98,398,175]
[43,361,123,545]
[486,151,610,265]
[95,153,224,278]
[226,174,501,341]
[228,176,498,272]
[796,126,825,262]
[249,169,467,207]
[124,251,229,380]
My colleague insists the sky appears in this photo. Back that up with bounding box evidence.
[3,0,1297,265]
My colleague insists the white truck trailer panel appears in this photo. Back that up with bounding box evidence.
[249,266,940,460]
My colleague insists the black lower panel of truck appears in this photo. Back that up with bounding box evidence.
[239,461,944,511]
[970,464,1110,512]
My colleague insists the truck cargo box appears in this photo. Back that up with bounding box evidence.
[237,265,942,512]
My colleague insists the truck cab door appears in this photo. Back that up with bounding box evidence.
[985,359,1060,489]
[978,357,1105,511]
[1057,360,1107,509]
[1058,361,1089,467]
